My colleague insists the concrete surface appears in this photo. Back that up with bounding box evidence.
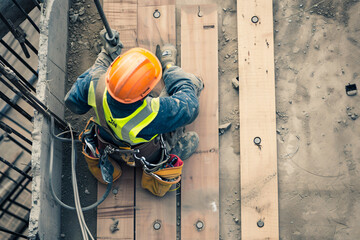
[31,0,360,239]
[28,0,69,239]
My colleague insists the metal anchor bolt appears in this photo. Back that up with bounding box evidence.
[153,9,161,18]
[254,137,261,145]
[153,221,161,230]
[257,219,264,228]
[251,16,259,23]
[195,220,204,231]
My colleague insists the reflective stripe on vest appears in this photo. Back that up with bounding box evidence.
[87,80,160,145]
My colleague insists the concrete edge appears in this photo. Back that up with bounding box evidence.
[29,0,68,239]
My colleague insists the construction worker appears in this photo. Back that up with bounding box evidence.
[64,29,203,189]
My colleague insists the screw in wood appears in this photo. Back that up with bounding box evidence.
[257,219,264,228]
[251,16,259,23]
[153,9,161,18]
[253,137,261,145]
[195,220,204,231]
[153,220,161,230]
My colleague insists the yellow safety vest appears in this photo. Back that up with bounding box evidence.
[87,78,160,145]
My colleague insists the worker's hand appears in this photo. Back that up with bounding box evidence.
[100,28,123,61]
[156,44,177,70]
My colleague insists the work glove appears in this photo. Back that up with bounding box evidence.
[100,28,123,61]
[192,75,204,97]
[156,44,177,70]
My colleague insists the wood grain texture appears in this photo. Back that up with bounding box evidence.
[97,167,135,239]
[135,1,177,239]
[138,0,175,7]
[180,5,219,240]
[137,5,176,53]
[103,0,137,51]
[98,1,137,239]
[237,0,279,239]
[137,3,176,95]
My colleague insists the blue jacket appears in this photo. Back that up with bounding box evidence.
[64,60,200,143]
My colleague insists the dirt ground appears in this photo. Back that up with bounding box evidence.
[62,0,360,239]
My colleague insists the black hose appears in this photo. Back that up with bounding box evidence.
[93,0,117,46]
[49,117,112,211]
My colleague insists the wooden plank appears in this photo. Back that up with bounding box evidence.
[138,0,175,7]
[137,4,176,53]
[135,1,177,239]
[103,0,137,51]
[97,167,135,239]
[98,1,137,239]
[237,0,279,239]
[180,5,219,240]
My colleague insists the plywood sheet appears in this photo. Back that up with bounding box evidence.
[97,167,135,239]
[137,5,175,53]
[137,3,175,95]
[237,0,279,239]
[103,0,137,51]
[180,5,219,240]
[135,1,177,239]
[98,0,137,239]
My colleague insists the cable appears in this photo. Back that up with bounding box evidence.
[70,124,88,239]
[49,117,112,211]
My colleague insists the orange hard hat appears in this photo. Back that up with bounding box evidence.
[105,47,162,103]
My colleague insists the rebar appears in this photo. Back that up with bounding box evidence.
[0,151,23,185]
[0,76,42,122]
[24,38,38,55]
[0,157,32,180]
[9,212,30,240]
[0,168,31,218]
[0,55,35,91]
[0,226,27,239]
[0,113,31,134]
[31,0,41,10]
[6,135,32,154]
[8,198,30,211]
[0,73,37,120]
[0,91,33,122]
[0,39,38,76]
[0,62,69,129]
[0,208,28,223]
[11,0,40,33]
[0,12,30,58]
[0,121,32,145]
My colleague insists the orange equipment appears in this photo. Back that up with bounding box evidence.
[105,47,162,103]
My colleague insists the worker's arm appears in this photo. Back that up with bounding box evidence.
[64,51,111,114]
[140,66,202,137]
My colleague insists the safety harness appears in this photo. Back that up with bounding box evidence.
[80,72,184,196]
[88,72,160,145]
[82,72,179,181]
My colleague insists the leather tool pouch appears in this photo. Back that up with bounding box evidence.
[79,118,120,184]
[141,154,183,197]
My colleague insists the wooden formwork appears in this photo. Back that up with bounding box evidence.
[97,0,279,239]
[97,1,219,239]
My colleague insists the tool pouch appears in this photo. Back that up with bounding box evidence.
[141,154,183,197]
[79,118,122,184]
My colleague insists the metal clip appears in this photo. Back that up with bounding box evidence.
[99,148,114,183]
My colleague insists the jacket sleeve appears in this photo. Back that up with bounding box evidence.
[64,51,112,114]
[64,65,107,114]
[141,66,200,137]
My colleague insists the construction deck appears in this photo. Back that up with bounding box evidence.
[98,1,221,239]
[97,0,276,239]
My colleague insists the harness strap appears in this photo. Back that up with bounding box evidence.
[93,76,169,169]
[95,74,122,144]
